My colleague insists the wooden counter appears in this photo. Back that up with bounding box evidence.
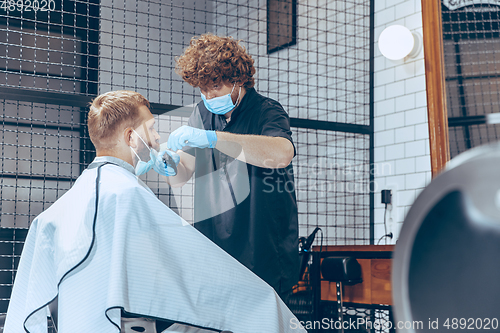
[315,245,393,305]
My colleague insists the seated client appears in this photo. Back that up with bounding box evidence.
[4,90,304,333]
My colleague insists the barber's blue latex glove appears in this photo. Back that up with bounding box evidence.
[152,149,180,177]
[167,125,217,151]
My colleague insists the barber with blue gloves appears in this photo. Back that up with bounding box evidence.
[164,33,299,303]
[167,126,218,151]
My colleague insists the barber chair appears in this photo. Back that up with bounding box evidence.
[48,296,232,333]
[122,317,157,332]
[48,297,58,330]
[122,318,234,333]
[392,143,500,332]
[321,257,362,333]
[49,297,173,333]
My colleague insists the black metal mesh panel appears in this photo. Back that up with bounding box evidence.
[294,128,371,245]
[214,1,372,125]
[0,228,26,314]
[0,0,374,320]
[1,99,84,228]
[0,0,99,94]
[338,304,393,333]
[0,0,99,318]
[98,0,372,244]
[98,0,204,105]
[98,0,370,123]
[287,298,394,333]
[442,2,500,158]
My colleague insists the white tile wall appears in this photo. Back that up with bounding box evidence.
[395,127,415,143]
[374,0,431,244]
[385,143,405,160]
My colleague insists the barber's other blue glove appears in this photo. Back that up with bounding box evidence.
[167,125,217,151]
[152,149,180,177]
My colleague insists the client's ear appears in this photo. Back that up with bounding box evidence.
[124,127,136,148]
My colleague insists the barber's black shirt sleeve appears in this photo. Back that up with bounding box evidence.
[258,100,296,157]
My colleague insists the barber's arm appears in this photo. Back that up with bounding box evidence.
[167,125,294,169]
[215,132,294,168]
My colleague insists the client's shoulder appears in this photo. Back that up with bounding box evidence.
[98,164,141,190]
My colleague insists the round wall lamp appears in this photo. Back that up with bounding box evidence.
[378,25,422,61]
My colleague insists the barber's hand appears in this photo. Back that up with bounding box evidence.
[153,150,180,177]
[167,125,217,151]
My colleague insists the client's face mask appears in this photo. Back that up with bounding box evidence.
[130,129,159,176]
[200,84,241,115]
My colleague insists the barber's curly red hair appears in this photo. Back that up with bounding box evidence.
[175,33,256,89]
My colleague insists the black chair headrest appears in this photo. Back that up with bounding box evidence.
[321,256,362,284]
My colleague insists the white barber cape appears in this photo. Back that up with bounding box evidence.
[5,156,306,333]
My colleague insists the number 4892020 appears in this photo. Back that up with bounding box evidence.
[1,0,56,12]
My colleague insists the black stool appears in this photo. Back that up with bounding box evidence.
[321,257,362,333]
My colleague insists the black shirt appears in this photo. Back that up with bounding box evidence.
[185,88,299,294]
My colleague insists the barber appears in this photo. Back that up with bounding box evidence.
[165,33,299,300]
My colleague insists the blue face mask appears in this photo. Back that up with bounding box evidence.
[201,84,241,115]
[130,129,155,176]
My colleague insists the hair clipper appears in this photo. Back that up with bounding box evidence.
[162,151,178,174]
